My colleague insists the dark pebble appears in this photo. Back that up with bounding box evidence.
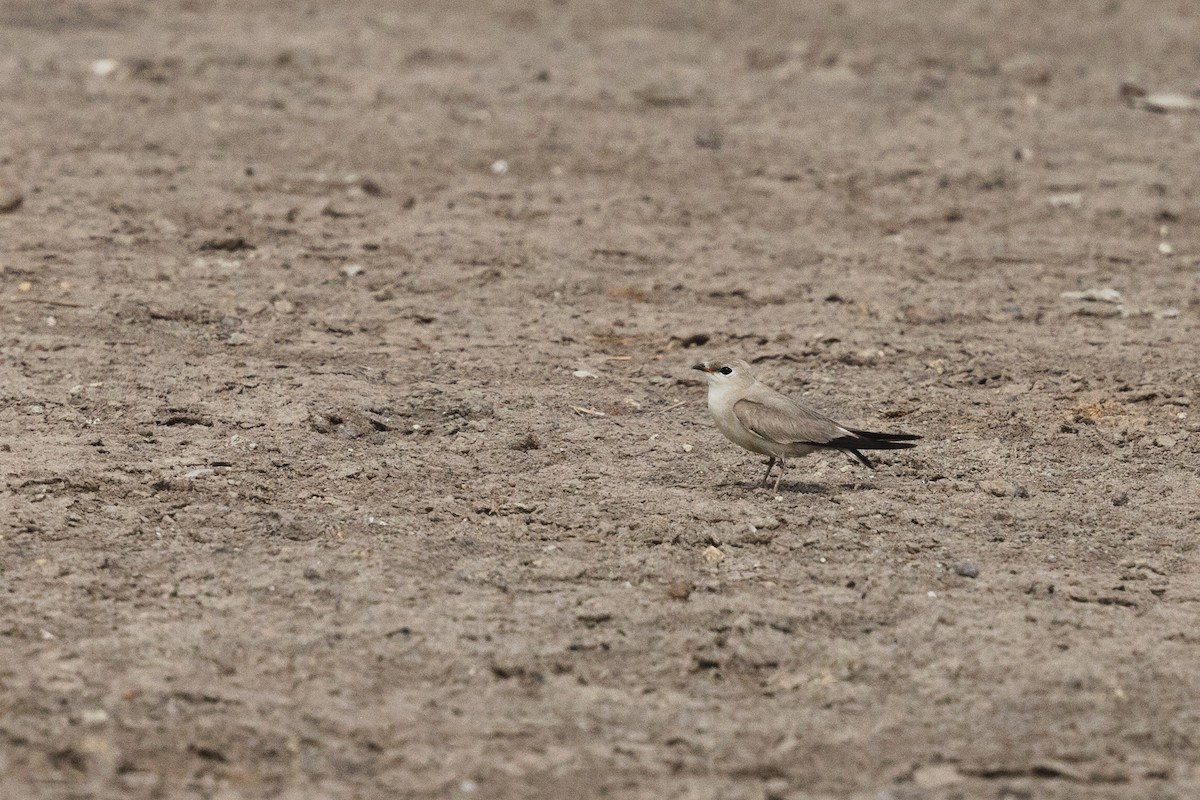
[956,562,980,579]
[667,581,693,601]
[0,185,23,213]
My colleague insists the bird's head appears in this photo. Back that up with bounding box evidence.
[692,359,755,389]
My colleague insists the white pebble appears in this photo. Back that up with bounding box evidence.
[80,709,109,725]
[1139,93,1200,113]
[490,159,509,175]
[572,369,596,379]
[1047,192,1083,209]
[1061,287,1122,304]
[90,59,118,77]
[181,468,213,479]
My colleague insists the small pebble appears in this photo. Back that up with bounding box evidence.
[667,581,692,601]
[337,424,363,440]
[956,562,980,579]
[913,763,963,790]
[1048,192,1083,209]
[981,479,1028,498]
[703,545,725,563]
[1112,492,1130,507]
[489,159,508,175]
[1136,92,1200,113]
[90,59,119,77]
[340,263,364,277]
[80,709,109,725]
[358,177,384,196]
[0,185,23,213]
[1060,287,1122,304]
[572,369,596,379]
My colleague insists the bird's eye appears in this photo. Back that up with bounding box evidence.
[719,366,733,375]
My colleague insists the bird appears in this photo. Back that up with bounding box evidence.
[692,359,920,490]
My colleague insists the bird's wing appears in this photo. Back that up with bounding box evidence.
[732,387,848,446]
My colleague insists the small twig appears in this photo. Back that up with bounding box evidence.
[570,405,606,417]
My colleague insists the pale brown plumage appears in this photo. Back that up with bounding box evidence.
[732,391,847,448]
[694,358,920,489]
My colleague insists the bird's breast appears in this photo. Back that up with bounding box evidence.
[707,386,776,456]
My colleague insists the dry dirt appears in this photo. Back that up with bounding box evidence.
[2,1,1199,798]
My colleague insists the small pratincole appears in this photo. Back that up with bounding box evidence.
[693,359,920,490]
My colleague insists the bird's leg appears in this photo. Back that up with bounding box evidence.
[759,456,776,488]
[772,459,786,492]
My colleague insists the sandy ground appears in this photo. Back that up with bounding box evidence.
[2,1,1199,798]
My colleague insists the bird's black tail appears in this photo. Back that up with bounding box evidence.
[846,428,922,443]
[820,429,921,469]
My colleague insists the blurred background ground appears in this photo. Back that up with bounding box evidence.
[1,1,1198,798]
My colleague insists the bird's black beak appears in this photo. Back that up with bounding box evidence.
[692,363,711,373]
